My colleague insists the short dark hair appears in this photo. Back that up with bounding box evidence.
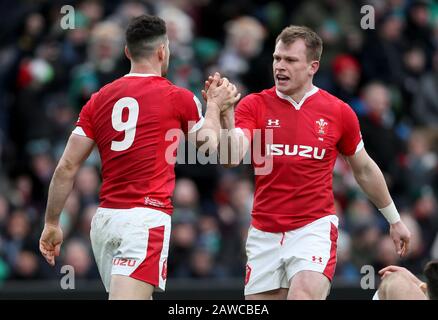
[125,14,167,60]
[276,25,323,62]
[424,261,438,300]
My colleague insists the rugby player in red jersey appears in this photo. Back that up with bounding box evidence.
[209,25,411,300]
[39,15,240,300]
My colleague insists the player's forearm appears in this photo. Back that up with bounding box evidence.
[196,102,221,151]
[44,164,77,225]
[220,108,235,130]
[219,108,240,168]
[353,158,392,209]
[219,109,242,167]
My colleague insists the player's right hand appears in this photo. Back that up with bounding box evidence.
[202,74,221,102]
[203,72,241,111]
[389,220,411,258]
[39,223,63,266]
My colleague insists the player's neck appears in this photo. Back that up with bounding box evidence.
[129,62,162,77]
[288,82,314,104]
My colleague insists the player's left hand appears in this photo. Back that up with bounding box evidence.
[205,73,240,112]
[389,220,411,258]
[202,74,240,110]
[202,75,216,102]
[39,223,63,266]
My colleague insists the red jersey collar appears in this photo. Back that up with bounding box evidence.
[275,86,319,110]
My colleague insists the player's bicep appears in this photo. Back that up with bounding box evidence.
[178,91,204,135]
[58,134,95,173]
[346,147,383,181]
[235,98,257,142]
[232,127,251,160]
[337,103,363,156]
[345,147,369,173]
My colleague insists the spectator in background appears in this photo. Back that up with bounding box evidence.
[346,197,383,271]
[412,188,438,259]
[172,178,201,220]
[59,191,81,240]
[334,230,360,282]
[214,173,248,277]
[291,0,360,71]
[74,166,100,207]
[217,16,268,94]
[0,195,10,234]
[197,215,221,258]
[3,209,34,267]
[400,46,427,120]
[168,218,197,278]
[157,4,203,95]
[413,50,438,126]
[404,0,435,66]
[69,21,126,111]
[63,238,99,280]
[74,203,98,242]
[373,235,401,271]
[402,129,437,197]
[357,82,405,185]
[188,247,225,279]
[10,249,41,280]
[401,213,427,275]
[109,1,149,29]
[330,54,361,105]
[360,11,405,86]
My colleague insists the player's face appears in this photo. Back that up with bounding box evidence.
[273,39,316,95]
[161,38,170,77]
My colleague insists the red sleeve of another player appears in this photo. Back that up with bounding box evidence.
[235,96,257,143]
[173,88,204,134]
[337,103,363,156]
[74,93,96,139]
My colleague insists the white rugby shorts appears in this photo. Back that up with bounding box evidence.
[90,207,171,292]
[244,215,338,295]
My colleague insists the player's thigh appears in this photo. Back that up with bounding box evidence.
[109,274,154,300]
[90,208,114,292]
[284,215,338,299]
[288,270,330,300]
[246,288,288,300]
[244,226,286,296]
[111,208,171,292]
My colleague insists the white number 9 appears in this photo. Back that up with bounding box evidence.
[111,97,139,151]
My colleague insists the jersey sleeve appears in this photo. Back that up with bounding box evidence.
[173,88,204,134]
[337,102,363,156]
[72,93,97,139]
[235,95,258,143]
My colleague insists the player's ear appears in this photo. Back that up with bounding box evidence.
[124,45,131,60]
[309,60,319,76]
[419,282,428,295]
[157,43,165,62]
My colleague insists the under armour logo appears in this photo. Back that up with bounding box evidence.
[312,256,323,263]
[267,119,280,127]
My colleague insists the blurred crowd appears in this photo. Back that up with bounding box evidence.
[0,0,438,287]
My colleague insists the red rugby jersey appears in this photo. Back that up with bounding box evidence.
[235,86,363,232]
[73,73,203,214]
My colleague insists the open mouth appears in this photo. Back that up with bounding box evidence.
[276,74,290,85]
